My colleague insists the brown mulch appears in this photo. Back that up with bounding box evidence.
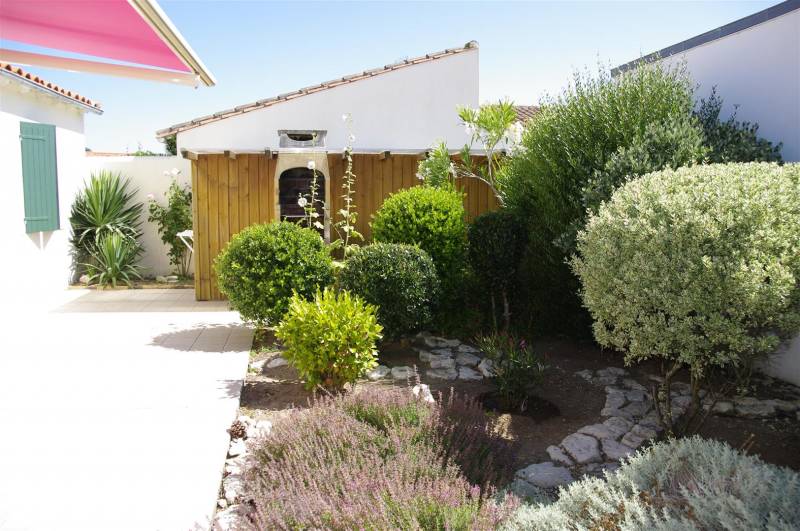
[241,335,800,471]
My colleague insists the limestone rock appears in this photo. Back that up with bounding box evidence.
[455,352,481,367]
[458,366,483,381]
[625,390,648,402]
[223,474,243,504]
[578,423,618,441]
[735,397,776,418]
[620,400,650,418]
[215,504,245,531]
[630,424,657,440]
[430,357,456,370]
[427,368,458,381]
[770,399,798,413]
[601,437,634,461]
[515,462,574,489]
[228,439,247,458]
[412,383,435,403]
[603,416,633,437]
[597,367,627,378]
[457,344,480,353]
[477,358,495,378]
[417,349,434,362]
[366,365,390,381]
[266,356,288,368]
[574,369,593,381]
[621,431,646,449]
[249,359,268,372]
[604,393,626,410]
[247,420,272,439]
[546,445,574,466]
[391,366,413,380]
[623,379,647,391]
[561,433,601,464]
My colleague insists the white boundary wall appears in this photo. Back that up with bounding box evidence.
[0,79,88,302]
[85,155,192,277]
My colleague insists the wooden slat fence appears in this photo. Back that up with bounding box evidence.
[192,153,498,300]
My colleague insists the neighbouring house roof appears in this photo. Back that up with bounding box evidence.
[156,41,480,138]
[0,62,103,114]
[514,105,540,122]
[613,0,800,75]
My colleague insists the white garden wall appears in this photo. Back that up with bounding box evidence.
[0,79,88,302]
[85,155,192,277]
[176,48,479,152]
[659,8,800,162]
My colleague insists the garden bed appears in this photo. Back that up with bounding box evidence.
[240,333,800,473]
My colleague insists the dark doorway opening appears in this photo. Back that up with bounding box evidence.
[278,167,325,235]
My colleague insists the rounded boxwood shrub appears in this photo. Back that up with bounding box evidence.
[371,186,467,293]
[504,436,800,530]
[339,243,440,339]
[467,211,527,329]
[275,287,382,390]
[214,221,334,325]
[572,163,800,426]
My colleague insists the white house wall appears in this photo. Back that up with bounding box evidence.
[660,8,800,162]
[177,49,479,152]
[0,81,87,302]
[85,155,192,277]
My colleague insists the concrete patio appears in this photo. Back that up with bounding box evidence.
[0,288,253,530]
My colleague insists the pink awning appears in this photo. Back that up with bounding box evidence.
[0,0,214,86]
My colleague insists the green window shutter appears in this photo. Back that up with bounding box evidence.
[19,122,60,233]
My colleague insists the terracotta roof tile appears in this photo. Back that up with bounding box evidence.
[514,105,540,122]
[0,62,102,112]
[156,41,479,138]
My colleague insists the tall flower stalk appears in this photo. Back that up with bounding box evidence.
[330,114,363,257]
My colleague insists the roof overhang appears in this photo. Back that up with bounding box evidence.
[0,0,215,87]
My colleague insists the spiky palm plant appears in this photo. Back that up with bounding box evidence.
[84,233,143,288]
[70,171,143,272]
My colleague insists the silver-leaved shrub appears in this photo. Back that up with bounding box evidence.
[504,436,800,530]
[572,162,800,432]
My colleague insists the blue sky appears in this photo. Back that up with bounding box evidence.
[3,1,780,152]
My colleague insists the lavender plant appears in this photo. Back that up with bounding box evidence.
[241,387,518,530]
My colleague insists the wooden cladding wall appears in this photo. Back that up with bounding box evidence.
[192,153,498,300]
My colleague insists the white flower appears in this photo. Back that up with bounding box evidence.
[416,172,425,181]
[146,193,155,200]
[297,197,308,208]
[162,170,170,177]
[170,168,181,176]
[307,160,316,170]
[348,133,356,143]
[314,221,324,230]
[342,113,351,122]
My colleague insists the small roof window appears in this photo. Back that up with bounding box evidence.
[279,129,327,148]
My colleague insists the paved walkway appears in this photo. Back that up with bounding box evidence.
[0,289,253,531]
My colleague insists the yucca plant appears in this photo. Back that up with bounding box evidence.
[84,233,143,287]
[70,171,143,271]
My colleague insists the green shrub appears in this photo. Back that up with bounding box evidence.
[475,333,546,413]
[502,63,696,333]
[70,170,143,273]
[147,175,192,277]
[468,211,527,329]
[572,163,800,432]
[504,436,800,530]
[581,115,707,219]
[339,243,440,339]
[696,88,782,163]
[84,232,143,287]
[371,186,467,301]
[275,287,382,390]
[214,222,333,325]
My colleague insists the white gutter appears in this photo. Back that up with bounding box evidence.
[128,0,217,87]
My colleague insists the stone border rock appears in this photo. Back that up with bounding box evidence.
[212,415,272,530]
[511,367,678,496]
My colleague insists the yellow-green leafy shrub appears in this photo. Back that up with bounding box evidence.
[504,436,800,530]
[275,288,382,390]
[214,222,333,325]
[572,163,800,430]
